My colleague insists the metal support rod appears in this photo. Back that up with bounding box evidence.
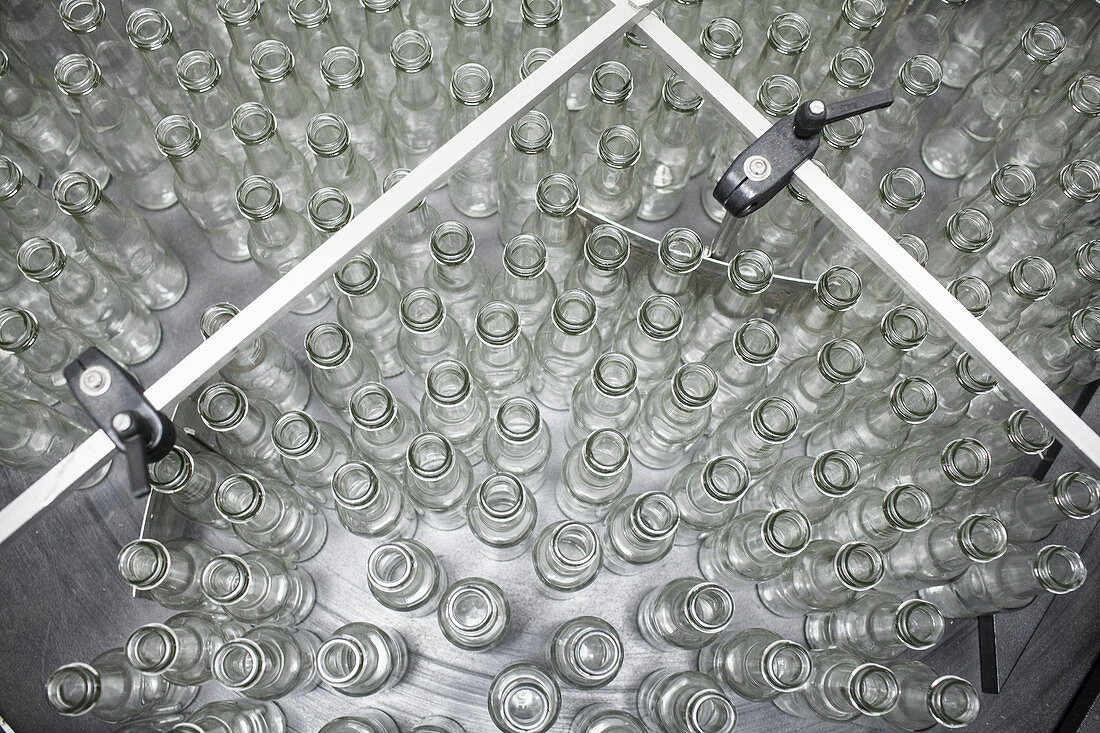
[0,0,659,547]
[633,13,1100,474]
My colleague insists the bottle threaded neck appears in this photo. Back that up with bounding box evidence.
[307,113,351,158]
[1073,241,1100,284]
[217,0,261,26]
[816,338,865,385]
[815,266,862,311]
[811,450,860,497]
[1019,22,1066,64]
[583,225,630,270]
[582,429,629,475]
[879,166,925,212]
[822,116,864,150]
[762,640,812,692]
[882,484,933,531]
[1068,73,1100,117]
[510,110,553,153]
[332,461,382,508]
[200,554,250,603]
[308,187,353,233]
[59,0,106,34]
[334,255,380,296]
[536,173,579,217]
[733,319,779,365]
[289,0,332,28]
[451,62,494,105]
[762,508,811,556]
[177,50,222,93]
[1058,159,1100,203]
[948,276,991,317]
[320,46,365,89]
[496,398,541,443]
[897,54,942,97]
[833,542,884,591]
[553,290,597,335]
[521,0,561,26]
[236,175,283,221]
[662,74,703,112]
[940,438,991,487]
[750,397,798,443]
[888,377,938,424]
[431,220,476,266]
[1070,307,1100,351]
[590,61,633,104]
[390,30,433,73]
[946,208,994,253]
[126,8,174,51]
[232,102,278,145]
[828,46,874,90]
[1006,255,1057,301]
[879,305,927,351]
[658,228,703,274]
[0,156,24,201]
[1051,472,1100,519]
[988,163,1036,208]
[766,12,811,56]
[520,47,554,80]
[701,456,750,503]
[756,74,801,118]
[700,17,743,59]
[957,514,1008,562]
[1033,545,1086,594]
[155,114,202,159]
[400,288,446,332]
[199,302,239,340]
[17,237,67,283]
[451,0,492,25]
[198,383,249,431]
[671,362,717,409]
[724,249,773,295]
[407,432,455,479]
[475,301,520,346]
[350,383,397,429]
[895,233,929,266]
[149,446,195,494]
[305,321,353,368]
[1002,409,1053,455]
[955,353,997,395]
[53,170,102,216]
[0,307,39,354]
[250,40,295,83]
[637,295,683,341]
[502,235,547,278]
[841,0,886,31]
[928,676,981,728]
[426,359,472,406]
[597,125,640,169]
[591,352,637,397]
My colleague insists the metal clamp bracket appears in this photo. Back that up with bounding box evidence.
[63,348,175,498]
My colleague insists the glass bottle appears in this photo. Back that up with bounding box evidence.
[304,321,381,419]
[770,266,861,371]
[231,101,317,213]
[397,287,467,397]
[497,110,555,242]
[272,410,355,507]
[883,661,981,731]
[967,408,1055,480]
[691,17,744,174]
[53,54,174,210]
[924,207,995,283]
[200,550,316,625]
[118,537,219,611]
[636,75,702,221]
[467,472,538,559]
[745,451,861,523]
[288,0,343,97]
[669,456,750,546]
[979,255,1058,339]
[624,229,704,324]
[747,11,812,90]
[200,302,311,413]
[57,0,148,105]
[124,7,190,115]
[532,520,602,597]
[332,460,416,540]
[921,22,1066,179]
[235,174,330,314]
[215,473,327,561]
[520,174,584,286]
[215,0,270,98]
[682,250,773,363]
[443,0,504,82]
[487,663,560,733]
[154,115,250,262]
[173,700,287,733]
[629,362,717,469]
[484,397,553,490]
[425,220,492,333]
[703,319,780,424]
[577,124,642,224]
[772,338,866,431]
[404,432,475,530]
[195,381,287,467]
[46,648,196,725]
[698,628,812,703]
[567,352,640,446]
[358,0,403,96]
[445,61,499,217]
[465,301,534,408]
[880,513,1008,594]
[532,289,602,409]
[249,39,322,150]
[571,706,644,733]
[603,490,679,576]
[920,544,1086,617]
[0,394,104,479]
[0,306,84,403]
[319,46,392,175]
[564,225,631,345]
[317,622,408,696]
[319,713,400,733]
[873,437,992,511]
[798,0,886,91]
[53,171,187,311]
[306,113,380,214]
[0,156,84,257]
[571,61,633,175]
[773,648,899,722]
[437,577,510,650]
[380,168,444,290]
[806,377,939,460]
[698,507,811,584]
[758,539,885,617]
[491,235,557,340]
[549,617,623,691]
[349,382,422,474]
[557,428,631,521]
[1005,305,1100,393]
[637,577,734,650]
[420,359,491,464]
[804,591,945,661]
[858,54,943,173]
[334,254,404,377]
[17,236,161,365]
[148,444,235,529]
[636,670,737,733]
[817,484,934,551]
[613,294,682,396]
[968,471,1100,544]
[387,30,443,168]
[175,50,247,169]
[701,397,799,476]
[366,539,447,615]
[211,625,321,700]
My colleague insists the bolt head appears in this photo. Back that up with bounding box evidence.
[744,155,772,181]
[112,412,133,432]
[79,365,112,396]
[808,99,826,115]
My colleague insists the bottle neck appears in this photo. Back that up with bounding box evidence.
[394,66,439,106]
[171,143,226,188]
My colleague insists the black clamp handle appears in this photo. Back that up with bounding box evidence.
[64,347,176,498]
[712,89,894,218]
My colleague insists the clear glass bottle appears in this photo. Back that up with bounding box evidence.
[702,397,799,477]
[366,539,447,615]
[231,101,317,213]
[874,436,992,511]
[124,7,190,115]
[920,544,1086,617]
[798,0,885,91]
[148,444,235,530]
[557,428,631,521]
[773,648,899,722]
[497,110,555,242]
[425,220,492,333]
[1005,305,1100,393]
[487,663,560,733]
[613,294,682,397]
[577,124,642,224]
[804,590,944,661]
[200,550,316,625]
[771,266,861,371]
[921,22,1066,179]
[52,53,174,210]
[154,115,250,262]
[17,236,161,365]
[520,173,584,286]
[0,306,84,403]
[465,301,534,409]
[703,318,780,424]
[883,661,981,731]
[421,359,491,464]
[980,255,1058,339]
[924,207,995,284]
[571,61,633,175]
[564,226,631,345]
[757,539,884,617]
[215,473,327,561]
[445,61,500,217]
[334,254,404,378]
[602,490,679,576]
[532,519,601,597]
[193,384,282,475]
[0,394,105,479]
[0,156,84,256]
[349,382,422,474]
[806,377,939,460]
[319,45,392,175]
[200,302,310,414]
[817,484,934,551]
[624,229,704,325]
[636,75,702,221]
[691,17,744,173]
[215,0,270,98]
[377,169,441,286]
[271,410,354,507]
[317,622,408,696]
[397,287,467,397]
[235,174,330,314]
[53,171,187,311]
[636,670,736,733]
[744,451,861,523]
[968,471,1100,544]
[58,0,149,101]
[174,700,287,733]
[404,431,475,530]
[698,508,811,583]
[771,338,866,431]
[467,472,538,560]
[968,408,1055,480]
[698,628,812,703]
[118,537,219,611]
[858,54,943,174]
[483,397,553,490]
[438,577,510,651]
[306,113,380,214]
[249,39,321,150]
[548,616,623,690]
[682,250,772,363]
[629,362,717,469]
[490,235,557,340]
[880,513,1008,594]
[567,352,640,446]
[46,648,196,725]
[637,577,734,651]
[288,0,343,97]
[357,0,403,95]
[303,321,380,419]
[175,49,247,169]
[532,289,602,410]
[211,625,321,700]
[571,706,644,733]
[387,30,443,168]
[747,11,812,90]
[332,460,416,540]
[669,456,750,546]
[443,0,504,82]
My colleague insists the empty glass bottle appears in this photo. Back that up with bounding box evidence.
[698,628,812,703]
[682,250,772,363]
[967,408,1055,480]
[859,54,943,173]
[317,622,408,696]
[232,101,318,213]
[701,397,799,478]
[173,700,287,733]
[357,0,403,95]
[558,428,632,521]
[0,396,96,482]
[53,54,175,210]
[201,302,310,413]
[637,75,702,221]
[0,157,83,258]
[148,444,235,530]
[332,460,416,540]
[1006,305,1100,393]
[0,306,83,402]
[467,472,538,560]
[397,288,467,397]
[490,236,556,340]
[405,432,475,530]
[484,398,553,490]
[118,537,220,611]
[421,359,491,464]
[773,648,899,722]
[548,617,623,690]
[488,663,560,733]
[215,473,328,561]
[805,591,945,661]
[17,236,161,365]
[771,266,862,371]
[699,508,811,583]
[603,491,679,576]
[306,113,380,214]
[212,625,321,700]
[817,485,934,552]
[438,577,510,650]
[758,539,885,617]
[624,230,704,324]
[702,318,779,424]
[46,648,197,725]
[196,385,290,489]
[880,513,1008,594]
[175,50,247,169]
[772,338,866,432]
[249,40,321,150]
[613,294,682,396]
[272,410,356,507]
[799,0,885,91]
[567,352,640,446]
[577,125,642,223]
[366,539,447,615]
[637,577,734,651]
[850,306,927,394]
[748,451,860,524]
[636,670,736,733]
[571,62,633,173]
[445,61,499,217]
[668,456,749,546]
[497,111,555,242]
[532,289,602,410]
[200,550,316,625]
[303,322,380,418]
[465,301,534,408]
[215,0,271,98]
[124,7,190,115]
[349,382,422,474]
[967,471,1100,544]
[520,174,584,285]
[388,31,443,168]
[882,661,981,731]
[319,46,391,175]
[532,520,602,597]
[334,254,404,377]
[443,0,504,82]
[425,220,491,333]
[629,362,717,469]
[564,226,631,344]
[806,377,939,459]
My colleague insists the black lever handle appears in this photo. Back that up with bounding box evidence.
[792,89,895,139]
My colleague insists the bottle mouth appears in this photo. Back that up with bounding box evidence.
[848,663,899,716]
[761,508,811,556]
[701,456,750,503]
[317,636,368,685]
[213,639,264,690]
[215,474,265,521]
[320,46,364,89]
[590,61,633,104]
[948,275,992,317]
[954,352,997,395]
[989,163,1035,207]
[880,305,927,351]
[879,166,925,212]
[597,125,641,169]
[672,362,718,409]
[334,255,380,296]
[1073,240,1100,284]
[816,266,861,311]
[367,541,418,589]
[1070,306,1100,351]
[520,47,554,81]
[117,539,169,590]
[834,542,884,590]
[217,0,261,26]
[58,0,105,34]
[1020,22,1066,64]
[332,461,381,508]
[451,0,492,26]
[426,359,472,406]
[940,438,991,486]
[475,301,520,346]
[1070,73,1100,117]
[489,665,559,732]
[17,237,67,283]
[53,170,102,216]
[946,208,993,253]
[361,0,400,12]
[883,484,933,531]
[249,39,295,83]
[685,690,736,733]
[583,225,630,270]
[176,50,222,93]
[306,113,351,158]
[442,579,503,635]
[662,74,703,112]
[307,187,353,233]
[756,74,801,117]
[552,290,597,335]
[957,514,1008,562]
[0,50,7,77]
[1052,471,1100,519]
[235,175,282,221]
[126,8,174,51]
[496,398,541,443]
[431,221,476,266]
[550,521,600,567]
[829,46,875,90]
[451,62,494,105]
[1034,545,1087,593]
[477,473,527,520]
[272,410,321,458]
[289,0,331,28]
[700,17,743,59]
[536,173,579,217]
[0,156,24,201]
[811,450,860,497]
[591,352,637,397]
[892,598,945,650]
[125,624,177,673]
[0,307,38,354]
[733,318,779,365]
[685,582,734,632]
[761,640,812,692]
[520,0,562,26]
[637,295,683,341]
[582,429,630,476]
[197,382,249,431]
[629,492,679,540]
[817,338,865,385]
[45,663,101,716]
[658,228,703,274]
[384,168,420,197]
[407,432,455,479]
[401,288,447,332]
[750,397,799,444]
[390,30,433,73]
[350,383,397,429]
[502,234,548,279]
[1059,159,1100,202]
[564,623,623,681]
[199,302,239,339]
[822,115,864,151]
[1007,256,1057,301]
[155,114,202,159]
[148,446,194,493]
[888,377,938,424]
[232,102,278,146]
[766,12,811,55]
[928,676,981,728]
[200,554,251,603]
[1003,409,1053,454]
[843,0,886,31]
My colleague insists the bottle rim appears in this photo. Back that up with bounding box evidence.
[317,635,369,686]
[496,397,542,443]
[685,690,736,732]
[1073,240,1100,284]
[1019,22,1066,64]
[590,61,633,104]
[878,166,925,212]
[1058,159,1100,202]
[520,47,555,81]
[1069,74,1100,117]
[360,0,400,13]
[815,266,862,311]
[636,295,683,341]
[548,521,600,567]
[947,275,992,317]
[536,173,579,217]
[756,74,801,118]
[628,491,679,540]
[957,514,1008,562]
[390,30,433,73]
[235,175,283,221]
[426,359,473,406]
[888,377,938,424]
[1033,544,1087,594]
[45,663,101,716]
[761,508,811,557]
[307,187,353,233]
[811,450,860,497]
[583,225,630,270]
[451,62,494,105]
[306,113,351,158]
[289,0,332,28]
[591,352,637,397]
[829,46,875,90]
[847,663,899,716]
[430,221,476,266]
[1052,471,1100,519]
[0,307,39,354]
[272,410,322,458]
[882,484,933,532]
[0,156,25,202]
[946,208,994,253]
[700,17,743,59]
[879,305,927,351]
[197,382,250,431]
[17,237,67,284]
[761,639,812,692]
[733,318,779,365]
[320,46,365,89]
[350,382,398,429]
[200,553,251,603]
[555,620,622,682]
[1070,306,1100,351]
[475,301,521,346]
[502,234,548,278]
[125,623,178,673]
[701,455,750,503]
[509,110,553,153]
[662,74,703,112]
[334,254,380,295]
[822,116,864,150]
[816,338,865,385]
[833,541,884,591]
[148,446,195,494]
[672,362,717,409]
[596,125,641,169]
[928,675,981,728]
[400,287,446,332]
[155,114,202,159]
[487,664,560,732]
[439,578,507,642]
[750,397,799,443]
[176,50,222,93]
[117,538,169,590]
[658,228,703,274]
[520,0,562,27]
[407,432,455,479]
[332,461,381,508]
[476,473,527,520]
[552,289,597,335]
[841,0,886,31]
[217,0,261,26]
[451,0,493,26]
[684,582,734,632]
[1002,408,1054,455]
[898,53,942,97]
[940,438,991,487]
[212,639,265,689]
[53,170,102,216]
[58,0,105,34]
[582,429,630,475]
[250,40,295,83]
[215,474,266,522]
[231,102,279,146]
[126,7,174,51]
[367,541,419,589]
[1007,256,1057,301]
[766,12,811,55]
[199,302,240,339]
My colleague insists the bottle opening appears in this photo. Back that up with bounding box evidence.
[497,398,541,443]
[117,540,168,589]
[834,542,884,590]
[155,115,202,159]
[948,276,992,317]
[478,474,525,519]
[1060,159,1100,202]
[685,583,734,631]
[830,46,875,90]
[212,640,263,689]
[235,175,282,220]
[201,554,250,602]
[431,221,476,266]
[700,18,743,59]
[1008,256,1057,300]
[552,290,597,335]
[451,0,492,25]
[215,475,265,521]
[1035,545,1087,593]
[727,249,774,295]
[659,228,703,274]
[390,30,433,73]
[583,429,629,475]
[767,12,810,54]
[751,398,799,444]
[536,173,579,217]
[896,233,929,266]
[509,110,553,153]
[757,74,801,117]
[335,255,380,295]
[591,61,633,103]
[1074,241,1100,284]
[879,166,925,211]
[989,163,1035,207]
[816,266,861,311]
[673,362,718,408]
[812,450,860,497]
[551,522,599,567]
[126,624,176,673]
[889,377,938,424]
[848,663,899,716]
[451,62,494,105]
[894,599,944,650]
[880,305,927,351]
[126,8,173,51]
[426,359,472,406]
[216,0,261,26]
[368,542,417,588]
[148,446,194,493]
[491,666,559,732]
[941,438,991,486]
[686,691,737,732]
[289,0,331,28]
[446,584,495,632]
[1071,306,1100,351]
[400,288,446,332]
[1053,472,1100,519]
[929,676,981,728]
[476,301,521,346]
[307,187,353,232]
[272,411,321,458]
[176,50,221,92]
[584,226,630,270]
[817,338,865,384]
[762,508,811,556]
[946,209,993,253]
[597,125,640,169]
[662,74,703,112]
[701,456,750,503]
[332,461,380,507]
[317,637,366,685]
[306,113,350,158]
[883,484,933,531]
[631,492,678,539]
[53,170,101,216]
[320,46,364,88]
[45,664,99,716]
[762,640,812,692]
[571,626,622,679]
[197,382,248,431]
[1020,22,1066,64]
[503,235,548,278]
[250,40,295,83]
[350,383,397,429]
[592,353,637,397]
[59,0,105,33]
[407,432,455,479]
[520,48,554,81]
[958,514,1008,562]
[637,295,683,341]
[1004,409,1053,454]
[733,319,780,365]
[232,102,278,146]
[844,0,886,31]
[0,156,25,202]
[520,0,562,26]
[0,307,37,354]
